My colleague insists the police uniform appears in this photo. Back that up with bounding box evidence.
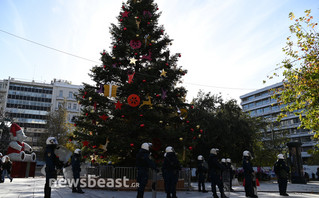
[44,145,59,198]
[136,148,156,198]
[274,159,289,196]
[197,158,208,192]
[162,152,181,198]
[243,156,257,198]
[208,153,227,198]
[71,153,84,193]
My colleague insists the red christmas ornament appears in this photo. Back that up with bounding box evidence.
[130,143,134,147]
[179,53,181,57]
[130,40,142,49]
[122,10,130,18]
[85,113,88,116]
[186,120,190,123]
[193,136,196,140]
[121,115,125,118]
[166,63,169,66]
[84,156,87,159]
[100,156,104,159]
[142,80,146,83]
[123,27,127,31]
[69,139,72,142]
[104,65,106,68]
[190,128,194,132]
[200,129,203,133]
[140,124,145,127]
[156,94,160,97]
[135,53,138,55]
[82,95,85,98]
[115,101,123,109]
[127,94,140,107]
[147,22,150,25]
[74,124,77,126]
[99,114,109,121]
[190,105,194,109]
[82,141,89,147]
[188,146,193,150]
[113,45,117,49]
[92,145,97,148]
[140,114,143,117]
[120,18,123,22]
[84,92,87,95]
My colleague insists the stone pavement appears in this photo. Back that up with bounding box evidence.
[1,177,319,198]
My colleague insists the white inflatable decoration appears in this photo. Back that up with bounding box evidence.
[7,123,36,162]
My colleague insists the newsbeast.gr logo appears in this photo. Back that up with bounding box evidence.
[49,176,139,188]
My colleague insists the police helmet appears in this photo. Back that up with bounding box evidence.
[243,150,250,157]
[74,149,81,154]
[165,146,174,153]
[277,154,284,159]
[226,158,231,163]
[210,148,217,155]
[46,137,58,145]
[141,142,150,151]
[0,153,2,157]
[221,158,226,163]
[197,155,203,160]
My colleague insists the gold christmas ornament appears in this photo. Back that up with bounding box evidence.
[160,69,167,77]
[136,34,139,37]
[151,40,155,43]
[112,57,116,59]
[179,137,183,141]
[159,120,163,123]
[139,96,153,108]
[196,125,200,129]
[89,97,92,101]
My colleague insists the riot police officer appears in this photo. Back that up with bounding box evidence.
[197,155,208,193]
[243,150,258,198]
[226,158,234,192]
[71,149,84,193]
[208,148,228,198]
[162,146,181,198]
[44,137,61,198]
[274,154,289,196]
[136,143,157,198]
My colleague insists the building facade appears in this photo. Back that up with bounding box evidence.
[240,82,315,161]
[0,77,82,159]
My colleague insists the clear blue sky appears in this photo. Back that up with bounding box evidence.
[0,0,318,102]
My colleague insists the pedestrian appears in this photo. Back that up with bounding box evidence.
[317,167,319,181]
[162,146,181,198]
[136,142,157,198]
[196,155,208,193]
[274,154,289,196]
[208,148,228,198]
[44,137,62,198]
[243,150,258,198]
[226,158,234,192]
[71,149,84,193]
[0,153,3,183]
[1,155,13,182]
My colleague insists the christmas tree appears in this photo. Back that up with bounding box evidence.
[74,0,188,165]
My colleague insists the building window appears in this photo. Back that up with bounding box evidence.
[73,104,77,110]
[68,103,71,109]
[59,90,63,97]
[69,91,73,99]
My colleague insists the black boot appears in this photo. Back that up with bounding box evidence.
[172,192,178,198]
[213,193,219,198]
[221,193,228,198]
[44,185,51,198]
[77,187,85,194]
[137,191,144,198]
[72,187,77,193]
[166,193,172,198]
